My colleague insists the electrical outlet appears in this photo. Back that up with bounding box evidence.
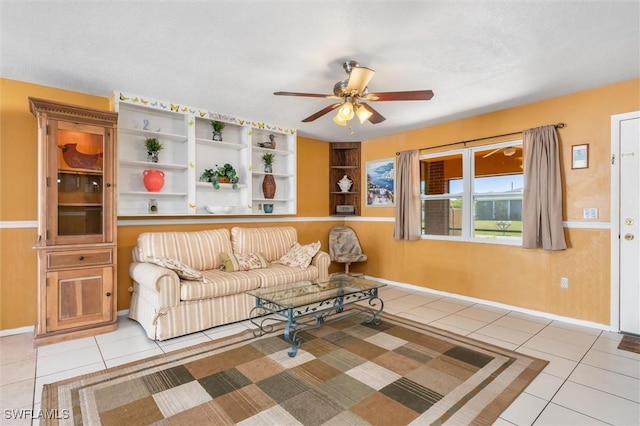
[560,277,569,289]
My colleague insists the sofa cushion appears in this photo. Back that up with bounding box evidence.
[220,252,268,272]
[182,269,262,300]
[137,229,232,270]
[231,227,297,262]
[251,263,320,288]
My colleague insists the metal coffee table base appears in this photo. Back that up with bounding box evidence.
[250,288,384,357]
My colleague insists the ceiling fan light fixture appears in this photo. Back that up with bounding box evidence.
[339,101,355,120]
[356,104,373,124]
[333,111,347,126]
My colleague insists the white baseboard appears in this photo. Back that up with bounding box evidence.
[366,275,616,332]
[0,325,34,338]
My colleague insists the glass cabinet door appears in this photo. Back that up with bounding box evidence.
[49,120,112,244]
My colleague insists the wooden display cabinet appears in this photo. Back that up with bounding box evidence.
[329,142,361,216]
[29,98,118,346]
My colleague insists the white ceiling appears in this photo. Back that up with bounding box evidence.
[1,1,639,142]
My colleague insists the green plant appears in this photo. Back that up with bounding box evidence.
[210,120,226,132]
[261,153,275,165]
[199,168,216,183]
[211,163,238,189]
[144,137,163,152]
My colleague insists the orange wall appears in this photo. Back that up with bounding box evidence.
[1,77,639,331]
[357,78,639,325]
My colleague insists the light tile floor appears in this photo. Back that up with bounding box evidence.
[1,285,639,425]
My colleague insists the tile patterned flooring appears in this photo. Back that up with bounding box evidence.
[1,285,639,425]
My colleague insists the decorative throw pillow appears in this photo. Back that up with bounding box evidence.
[274,241,320,269]
[146,256,203,281]
[301,241,321,258]
[220,252,269,272]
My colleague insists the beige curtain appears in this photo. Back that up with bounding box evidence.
[522,125,567,250]
[393,150,421,240]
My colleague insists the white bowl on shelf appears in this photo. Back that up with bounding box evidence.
[204,205,234,214]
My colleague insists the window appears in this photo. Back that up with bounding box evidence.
[420,141,523,244]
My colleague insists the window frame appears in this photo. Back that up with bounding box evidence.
[420,139,523,246]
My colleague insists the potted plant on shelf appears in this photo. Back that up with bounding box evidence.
[207,163,239,189]
[260,152,276,199]
[210,120,225,141]
[144,137,163,163]
[261,152,275,173]
[199,168,216,183]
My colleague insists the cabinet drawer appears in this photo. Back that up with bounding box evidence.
[47,250,113,269]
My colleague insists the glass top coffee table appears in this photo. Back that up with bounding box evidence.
[247,274,385,357]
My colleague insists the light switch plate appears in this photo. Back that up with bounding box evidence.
[583,207,598,219]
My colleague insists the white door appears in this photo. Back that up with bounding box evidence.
[612,111,640,335]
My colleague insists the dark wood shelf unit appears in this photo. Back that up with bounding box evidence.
[329,142,361,216]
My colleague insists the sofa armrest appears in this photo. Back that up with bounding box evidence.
[129,262,181,308]
[311,250,330,279]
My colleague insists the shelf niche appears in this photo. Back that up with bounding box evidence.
[329,142,361,216]
[111,92,297,216]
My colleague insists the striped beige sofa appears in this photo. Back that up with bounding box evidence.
[128,226,330,340]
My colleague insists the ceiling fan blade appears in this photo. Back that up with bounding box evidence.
[364,90,434,101]
[345,67,375,95]
[360,102,386,124]
[274,91,339,99]
[301,103,342,122]
[482,148,502,158]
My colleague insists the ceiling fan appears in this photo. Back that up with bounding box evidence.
[274,60,434,126]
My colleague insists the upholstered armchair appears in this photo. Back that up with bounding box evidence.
[328,226,367,275]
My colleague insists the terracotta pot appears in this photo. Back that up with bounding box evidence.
[143,169,165,192]
[262,174,276,199]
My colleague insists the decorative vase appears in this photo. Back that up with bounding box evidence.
[263,203,274,214]
[147,151,159,163]
[213,131,223,141]
[338,174,353,192]
[148,199,158,214]
[264,164,273,173]
[143,169,165,192]
[262,174,276,199]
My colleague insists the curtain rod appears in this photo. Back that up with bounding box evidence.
[396,122,566,155]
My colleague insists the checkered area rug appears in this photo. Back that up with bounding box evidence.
[42,314,548,425]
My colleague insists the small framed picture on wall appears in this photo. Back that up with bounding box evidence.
[572,144,589,169]
[366,158,395,207]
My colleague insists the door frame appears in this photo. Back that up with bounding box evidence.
[610,111,640,332]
